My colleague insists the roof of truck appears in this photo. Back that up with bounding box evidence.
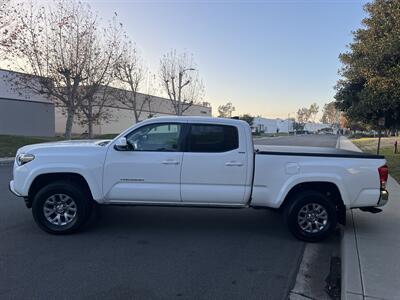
[140,116,248,126]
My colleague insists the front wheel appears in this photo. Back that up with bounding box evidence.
[32,181,92,234]
[284,190,337,242]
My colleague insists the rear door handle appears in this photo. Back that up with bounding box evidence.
[162,160,180,165]
[225,161,243,167]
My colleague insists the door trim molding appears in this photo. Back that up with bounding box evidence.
[106,199,248,208]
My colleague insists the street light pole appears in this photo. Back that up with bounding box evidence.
[177,68,195,115]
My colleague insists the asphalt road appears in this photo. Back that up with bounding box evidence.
[0,135,338,300]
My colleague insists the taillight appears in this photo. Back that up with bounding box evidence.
[378,165,388,189]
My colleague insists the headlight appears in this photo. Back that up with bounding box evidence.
[16,153,35,166]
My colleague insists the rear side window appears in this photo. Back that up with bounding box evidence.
[188,124,239,152]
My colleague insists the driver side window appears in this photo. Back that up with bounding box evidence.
[126,123,182,152]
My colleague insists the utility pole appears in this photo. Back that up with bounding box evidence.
[177,68,195,115]
[377,117,385,155]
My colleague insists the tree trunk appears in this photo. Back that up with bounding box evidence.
[64,108,75,139]
[88,101,93,139]
[377,129,382,155]
[88,121,93,139]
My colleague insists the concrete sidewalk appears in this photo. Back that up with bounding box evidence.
[339,136,400,300]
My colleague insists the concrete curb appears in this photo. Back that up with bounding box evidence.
[335,135,340,149]
[0,157,14,165]
[289,232,340,300]
[337,136,364,300]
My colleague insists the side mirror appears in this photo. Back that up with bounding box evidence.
[114,137,131,151]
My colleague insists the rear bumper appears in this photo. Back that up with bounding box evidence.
[377,189,389,207]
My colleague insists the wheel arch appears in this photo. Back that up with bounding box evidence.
[27,173,94,207]
[280,181,346,225]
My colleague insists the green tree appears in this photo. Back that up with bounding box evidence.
[321,101,338,124]
[240,114,254,126]
[335,0,400,130]
[309,103,319,123]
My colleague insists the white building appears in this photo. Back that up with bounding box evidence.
[304,123,335,133]
[252,117,294,134]
[252,116,335,134]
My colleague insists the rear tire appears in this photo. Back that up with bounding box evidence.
[284,190,337,242]
[32,181,93,234]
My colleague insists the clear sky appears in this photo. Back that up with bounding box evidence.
[86,0,369,118]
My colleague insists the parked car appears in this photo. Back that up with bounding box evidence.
[9,117,389,241]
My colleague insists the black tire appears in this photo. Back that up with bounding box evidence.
[284,190,337,242]
[32,180,93,234]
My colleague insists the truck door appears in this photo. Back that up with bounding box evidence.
[103,122,184,203]
[180,123,248,204]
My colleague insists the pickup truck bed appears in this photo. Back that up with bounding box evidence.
[255,145,384,159]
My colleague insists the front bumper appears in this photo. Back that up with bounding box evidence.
[9,180,32,208]
[9,180,22,197]
[377,189,389,207]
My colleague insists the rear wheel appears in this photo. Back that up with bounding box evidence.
[32,181,92,234]
[284,190,337,242]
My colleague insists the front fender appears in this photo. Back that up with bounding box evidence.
[21,163,103,201]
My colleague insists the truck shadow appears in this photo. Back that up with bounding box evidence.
[85,205,295,241]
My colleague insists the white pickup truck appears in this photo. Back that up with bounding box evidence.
[9,117,389,241]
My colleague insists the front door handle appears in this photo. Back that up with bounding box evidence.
[162,160,180,165]
[225,161,243,167]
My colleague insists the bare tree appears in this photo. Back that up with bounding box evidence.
[143,72,159,118]
[297,107,311,124]
[218,102,235,118]
[77,86,116,138]
[5,0,120,139]
[159,49,204,116]
[0,0,19,54]
[77,15,123,138]
[114,38,147,123]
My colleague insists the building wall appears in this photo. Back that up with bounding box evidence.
[277,119,294,133]
[0,69,55,137]
[0,98,55,136]
[253,116,335,134]
[304,122,333,133]
[253,117,294,133]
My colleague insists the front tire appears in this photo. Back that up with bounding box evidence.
[284,190,337,242]
[32,181,92,234]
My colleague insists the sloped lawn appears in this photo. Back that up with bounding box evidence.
[352,137,400,182]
